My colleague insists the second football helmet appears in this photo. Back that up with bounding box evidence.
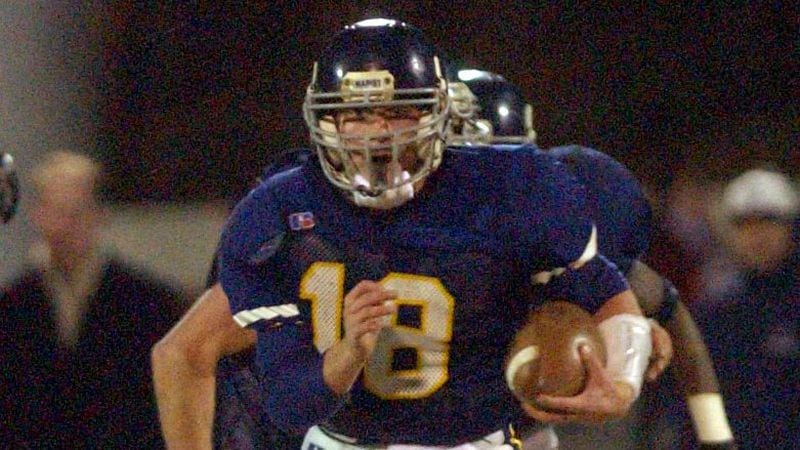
[447,69,536,146]
[303,18,449,209]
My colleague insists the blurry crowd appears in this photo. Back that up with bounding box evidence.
[1,149,797,448]
[645,165,799,448]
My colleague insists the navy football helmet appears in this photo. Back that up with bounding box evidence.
[1,152,18,224]
[447,69,536,145]
[303,18,449,209]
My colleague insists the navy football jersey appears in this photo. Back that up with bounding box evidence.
[209,150,312,450]
[501,144,653,309]
[218,146,628,445]
[487,143,652,273]
[548,145,652,274]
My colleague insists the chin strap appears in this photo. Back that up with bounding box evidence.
[352,170,414,210]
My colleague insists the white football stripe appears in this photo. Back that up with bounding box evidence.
[687,393,734,442]
[273,304,299,316]
[233,304,299,327]
[505,345,539,392]
[531,267,566,285]
[570,224,598,269]
[534,225,598,284]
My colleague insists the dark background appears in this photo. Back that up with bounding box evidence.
[86,2,797,203]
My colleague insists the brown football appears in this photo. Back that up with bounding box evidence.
[504,301,607,405]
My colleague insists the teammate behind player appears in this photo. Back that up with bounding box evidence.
[449,68,736,448]
[216,18,652,449]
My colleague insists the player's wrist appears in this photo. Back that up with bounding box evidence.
[598,314,652,399]
[339,338,370,365]
[323,342,368,396]
[613,381,636,407]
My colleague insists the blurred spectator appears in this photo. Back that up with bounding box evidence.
[694,168,800,448]
[0,151,184,448]
[647,169,722,304]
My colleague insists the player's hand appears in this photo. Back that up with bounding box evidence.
[646,319,673,382]
[521,345,635,424]
[342,280,397,361]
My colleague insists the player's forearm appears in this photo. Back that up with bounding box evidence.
[323,340,367,395]
[593,288,645,320]
[666,301,720,395]
[151,341,216,450]
[150,284,254,449]
[595,289,652,400]
[666,301,735,446]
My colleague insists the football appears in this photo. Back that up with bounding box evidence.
[504,301,607,405]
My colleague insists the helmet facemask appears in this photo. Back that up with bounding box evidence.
[304,61,450,209]
[446,81,491,146]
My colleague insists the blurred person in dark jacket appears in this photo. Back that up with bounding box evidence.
[695,168,799,449]
[0,151,183,449]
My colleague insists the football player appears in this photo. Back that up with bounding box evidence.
[448,68,736,449]
[1,151,19,224]
[152,69,673,450]
[216,18,652,449]
[153,39,673,450]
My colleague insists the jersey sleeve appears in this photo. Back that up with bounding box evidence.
[501,150,629,311]
[218,186,288,317]
[536,252,629,313]
[218,184,346,431]
[549,145,653,274]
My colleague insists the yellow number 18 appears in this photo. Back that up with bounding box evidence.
[300,262,455,399]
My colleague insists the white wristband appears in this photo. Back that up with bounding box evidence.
[687,393,734,443]
[597,314,652,398]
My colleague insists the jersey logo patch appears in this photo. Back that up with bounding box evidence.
[288,211,315,230]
